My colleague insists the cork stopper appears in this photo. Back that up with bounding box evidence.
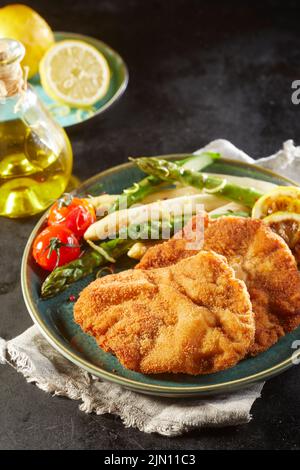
[0,38,26,98]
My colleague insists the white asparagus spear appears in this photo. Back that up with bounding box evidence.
[141,187,227,210]
[84,194,206,241]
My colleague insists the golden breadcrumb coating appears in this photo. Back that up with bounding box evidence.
[137,216,300,355]
[74,251,254,375]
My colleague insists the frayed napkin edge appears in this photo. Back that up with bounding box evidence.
[0,333,262,436]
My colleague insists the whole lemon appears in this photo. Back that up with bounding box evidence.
[0,4,54,78]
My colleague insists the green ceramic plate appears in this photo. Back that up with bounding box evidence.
[21,157,300,397]
[29,32,128,128]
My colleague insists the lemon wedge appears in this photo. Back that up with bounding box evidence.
[263,211,300,259]
[252,186,300,219]
[0,4,54,78]
[40,40,110,107]
[264,211,300,226]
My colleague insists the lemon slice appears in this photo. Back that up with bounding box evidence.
[40,40,110,107]
[252,186,300,219]
[264,211,300,260]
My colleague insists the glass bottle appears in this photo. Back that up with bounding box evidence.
[0,38,73,218]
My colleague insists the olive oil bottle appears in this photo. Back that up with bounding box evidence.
[0,39,72,217]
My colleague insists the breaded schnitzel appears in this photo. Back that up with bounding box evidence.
[137,216,300,355]
[74,251,254,375]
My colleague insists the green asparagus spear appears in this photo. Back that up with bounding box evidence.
[108,175,161,213]
[210,210,250,219]
[41,216,186,298]
[41,238,134,298]
[130,157,263,208]
[108,153,219,213]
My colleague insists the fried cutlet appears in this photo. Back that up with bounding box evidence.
[74,251,254,375]
[137,216,300,355]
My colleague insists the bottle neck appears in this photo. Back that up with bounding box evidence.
[0,42,26,98]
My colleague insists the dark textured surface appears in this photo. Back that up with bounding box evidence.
[1,0,300,450]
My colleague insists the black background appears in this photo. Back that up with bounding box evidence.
[1,0,300,450]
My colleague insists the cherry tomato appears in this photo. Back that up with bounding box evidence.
[48,194,96,239]
[33,225,80,271]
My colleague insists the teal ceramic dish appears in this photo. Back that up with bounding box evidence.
[29,32,128,128]
[21,157,300,397]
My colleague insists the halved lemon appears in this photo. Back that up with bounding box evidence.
[252,186,300,219]
[40,40,110,107]
[264,211,300,262]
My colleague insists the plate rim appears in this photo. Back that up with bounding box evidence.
[31,31,129,128]
[21,157,300,396]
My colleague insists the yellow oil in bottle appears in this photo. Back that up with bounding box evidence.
[0,38,73,218]
[0,119,72,217]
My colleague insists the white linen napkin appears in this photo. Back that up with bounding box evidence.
[1,139,299,437]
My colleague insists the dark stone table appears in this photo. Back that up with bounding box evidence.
[1,0,300,450]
